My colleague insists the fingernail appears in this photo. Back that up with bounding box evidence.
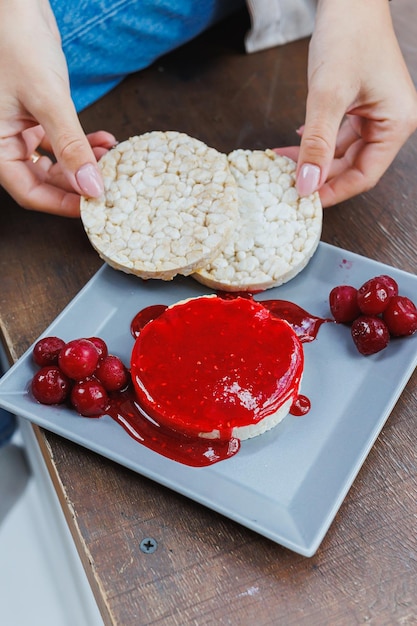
[296,163,321,196]
[76,163,104,197]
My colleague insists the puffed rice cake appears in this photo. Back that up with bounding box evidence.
[192,149,322,291]
[80,131,239,280]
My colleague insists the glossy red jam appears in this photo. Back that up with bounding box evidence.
[131,296,304,440]
[290,394,311,416]
[131,304,168,338]
[106,385,240,467]
[260,299,331,342]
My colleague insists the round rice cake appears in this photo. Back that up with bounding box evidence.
[80,131,239,280]
[192,149,322,292]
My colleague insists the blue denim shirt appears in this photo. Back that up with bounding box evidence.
[50,0,244,111]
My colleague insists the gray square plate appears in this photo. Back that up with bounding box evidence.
[1,242,416,556]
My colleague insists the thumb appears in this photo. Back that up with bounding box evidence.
[295,90,345,197]
[39,100,104,198]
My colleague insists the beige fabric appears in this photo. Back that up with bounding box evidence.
[245,0,317,53]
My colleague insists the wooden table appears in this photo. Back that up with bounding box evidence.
[1,5,416,625]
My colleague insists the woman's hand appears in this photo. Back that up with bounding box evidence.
[275,0,417,207]
[0,0,116,216]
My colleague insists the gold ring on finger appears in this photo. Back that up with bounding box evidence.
[30,151,41,164]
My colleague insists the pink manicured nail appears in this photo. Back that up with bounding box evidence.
[76,163,104,197]
[296,163,321,197]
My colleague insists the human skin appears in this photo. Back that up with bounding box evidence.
[0,0,115,216]
[275,0,417,207]
[0,0,416,215]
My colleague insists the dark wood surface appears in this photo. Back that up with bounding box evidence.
[1,5,417,625]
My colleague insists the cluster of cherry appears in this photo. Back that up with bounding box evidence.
[329,274,417,355]
[30,336,129,416]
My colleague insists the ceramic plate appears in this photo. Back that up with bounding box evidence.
[1,242,416,556]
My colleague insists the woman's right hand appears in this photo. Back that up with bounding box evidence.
[274,0,417,208]
[0,0,116,216]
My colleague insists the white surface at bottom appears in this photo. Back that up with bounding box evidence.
[0,420,104,626]
[0,339,104,626]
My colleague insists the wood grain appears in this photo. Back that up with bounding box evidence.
[1,5,416,625]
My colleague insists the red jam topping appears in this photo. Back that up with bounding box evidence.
[131,296,304,440]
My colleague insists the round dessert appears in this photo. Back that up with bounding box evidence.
[131,295,304,441]
[193,149,322,291]
[80,131,239,280]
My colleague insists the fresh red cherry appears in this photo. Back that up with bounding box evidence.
[357,277,391,315]
[33,336,65,367]
[329,285,361,323]
[375,274,399,298]
[351,316,390,355]
[95,355,129,391]
[70,380,109,417]
[31,366,71,405]
[58,338,100,380]
[86,336,108,360]
[383,295,417,337]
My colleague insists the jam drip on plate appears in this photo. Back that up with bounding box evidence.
[106,384,240,467]
[290,394,311,416]
[131,304,167,338]
[260,299,332,342]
